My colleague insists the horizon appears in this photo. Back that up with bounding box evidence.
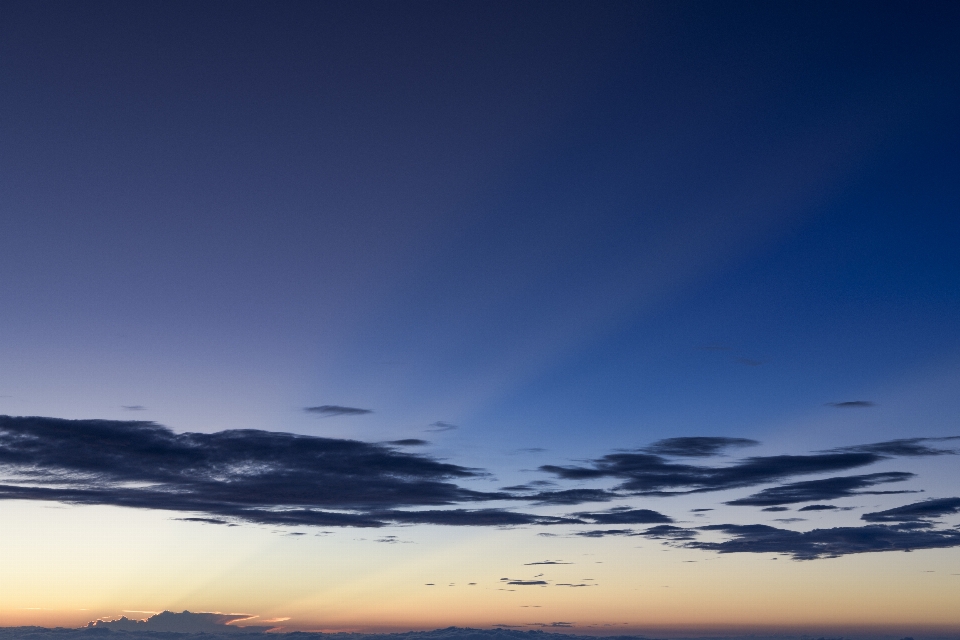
[1,1,959,637]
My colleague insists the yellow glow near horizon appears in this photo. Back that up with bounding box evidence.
[2,501,959,634]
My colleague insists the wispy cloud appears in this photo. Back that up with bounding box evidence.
[642,437,759,458]
[826,401,874,408]
[426,421,458,432]
[304,405,372,417]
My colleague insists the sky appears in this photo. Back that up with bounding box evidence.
[1,0,960,636]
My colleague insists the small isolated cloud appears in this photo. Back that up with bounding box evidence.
[798,504,838,512]
[388,439,429,446]
[827,401,874,408]
[773,518,806,523]
[861,497,960,523]
[725,472,916,507]
[691,508,713,512]
[426,421,458,432]
[572,508,673,525]
[524,560,572,565]
[176,517,232,526]
[762,507,789,512]
[555,583,592,587]
[643,437,759,458]
[304,405,372,417]
[121,405,146,411]
[507,580,548,586]
[574,529,637,538]
[516,447,547,453]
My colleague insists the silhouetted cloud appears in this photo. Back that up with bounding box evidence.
[121,405,146,411]
[827,401,874,408]
[574,529,637,538]
[0,415,579,529]
[426,421,458,432]
[87,610,271,633]
[861,497,960,523]
[762,506,789,512]
[725,472,916,507]
[797,505,837,511]
[686,523,960,560]
[524,560,571,565]
[572,508,673,525]
[530,488,620,505]
[388,439,429,446]
[637,525,699,541]
[825,437,959,457]
[304,405,372,417]
[507,580,548,586]
[643,437,759,458]
[541,451,885,495]
[691,508,713,512]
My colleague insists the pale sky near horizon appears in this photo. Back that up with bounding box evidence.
[1,1,959,634]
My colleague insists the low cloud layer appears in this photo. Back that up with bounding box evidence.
[0,416,572,528]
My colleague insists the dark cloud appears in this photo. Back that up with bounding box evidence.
[643,437,759,458]
[825,437,959,457]
[637,525,699,541]
[725,472,916,507]
[304,405,372,417]
[541,451,885,495]
[861,497,960,523]
[426,421,458,432]
[0,415,579,529]
[500,480,556,491]
[529,488,620,505]
[827,401,874,408]
[773,518,806,523]
[572,508,673,525]
[388,439,429,446]
[524,560,571,565]
[177,517,233,525]
[516,447,547,453]
[574,529,636,538]
[121,405,146,411]
[686,523,960,560]
[691,508,713,512]
[797,505,837,512]
[762,506,789,512]
[507,580,548,586]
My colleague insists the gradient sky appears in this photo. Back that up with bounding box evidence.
[1,1,960,635]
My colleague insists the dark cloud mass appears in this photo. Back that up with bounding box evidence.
[572,508,673,524]
[529,488,621,505]
[0,416,568,528]
[643,437,759,458]
[861,497,960,523]
[540,451,886,495]
[827,401,874,408]
[724,472,916,507]
[305,405,372,417]
[825,437,959,457]
[686,523,960,560]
